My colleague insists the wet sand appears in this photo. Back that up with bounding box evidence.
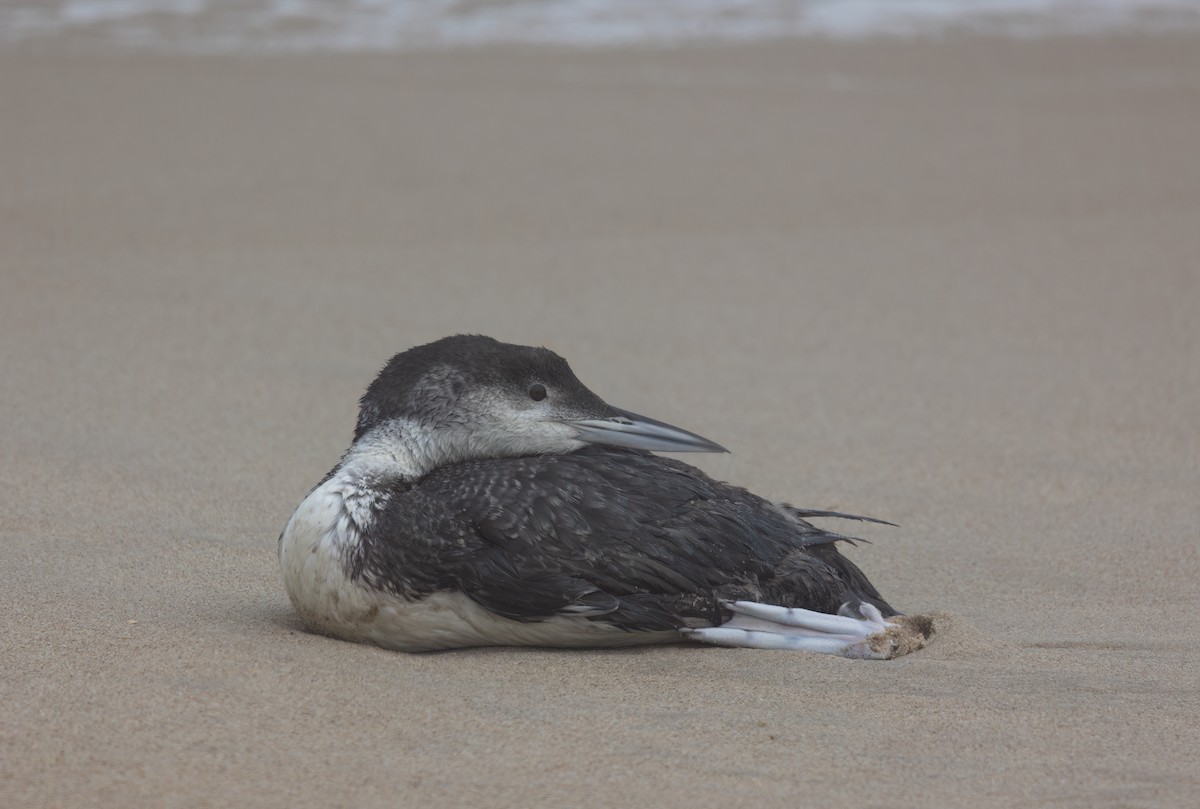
[2,35,1198,808]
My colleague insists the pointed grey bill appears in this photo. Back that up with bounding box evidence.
[565,408,728,453]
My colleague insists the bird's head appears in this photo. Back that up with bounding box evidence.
[349,334,725,478]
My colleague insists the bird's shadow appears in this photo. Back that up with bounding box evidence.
[260,603,712,659]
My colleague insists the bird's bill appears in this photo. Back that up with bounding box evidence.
[564,408,728,453]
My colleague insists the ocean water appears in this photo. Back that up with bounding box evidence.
[2,0,1199,52]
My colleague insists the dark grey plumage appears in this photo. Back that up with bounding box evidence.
[352,445,896,633]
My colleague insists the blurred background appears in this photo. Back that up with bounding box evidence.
[4,0,1200,50]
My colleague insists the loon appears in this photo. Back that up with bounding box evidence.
[279,335,930,659]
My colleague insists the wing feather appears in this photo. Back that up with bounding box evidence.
[361,446,895,629]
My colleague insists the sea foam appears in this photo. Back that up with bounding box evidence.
[3,0,1199,52]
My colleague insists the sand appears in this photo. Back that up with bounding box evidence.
[2,34,1198,808]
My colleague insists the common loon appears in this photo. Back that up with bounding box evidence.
[279,335,930,659]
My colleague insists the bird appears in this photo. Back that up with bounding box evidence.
[279,335,930,659]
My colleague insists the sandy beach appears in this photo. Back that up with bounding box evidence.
[2,33,1199,808]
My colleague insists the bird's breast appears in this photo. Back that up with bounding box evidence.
[278,476,387,642]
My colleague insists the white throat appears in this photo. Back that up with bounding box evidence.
[343,416,586,483]
[341,419,446,482]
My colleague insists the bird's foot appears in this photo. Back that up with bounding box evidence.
[682,601,930,659]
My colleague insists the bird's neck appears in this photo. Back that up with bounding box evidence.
[314,425,427,537]
[337,419,443,485]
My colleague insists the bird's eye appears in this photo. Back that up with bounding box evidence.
[528,383,547,402]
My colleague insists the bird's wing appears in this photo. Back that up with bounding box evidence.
[365,447,862,630]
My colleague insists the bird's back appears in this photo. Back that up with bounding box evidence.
[353,446,897,632]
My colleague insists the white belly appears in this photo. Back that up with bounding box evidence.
[278,477,680,652]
